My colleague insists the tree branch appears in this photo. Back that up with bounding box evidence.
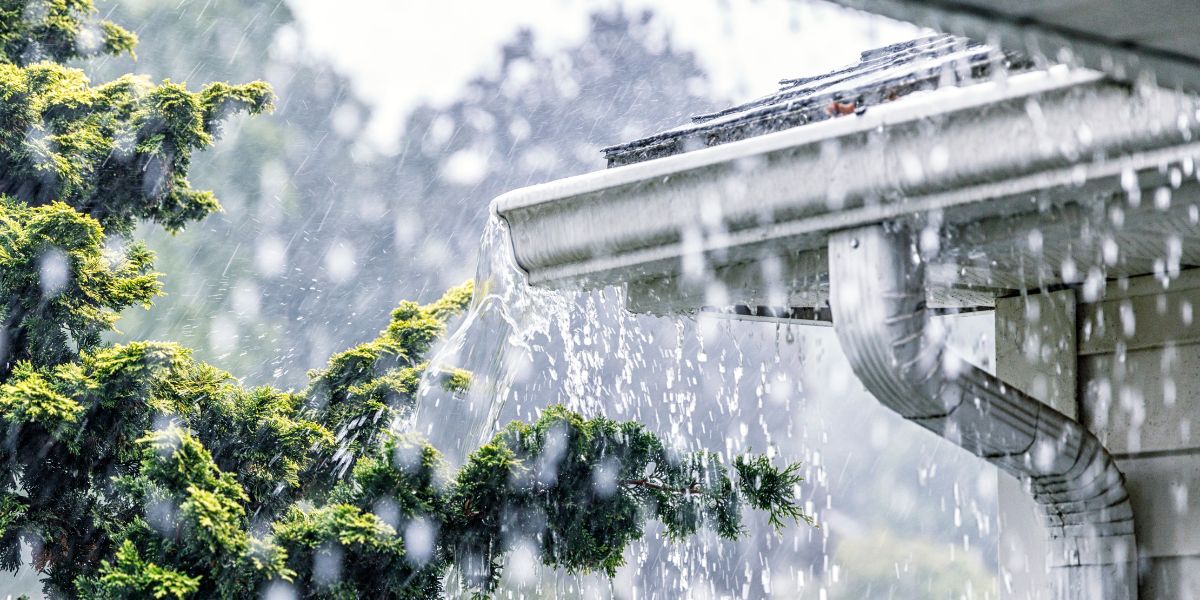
[619,478,701,495]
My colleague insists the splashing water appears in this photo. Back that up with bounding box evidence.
[410,212,568,465]
[407,209,706,467]
[404,209,1005,597]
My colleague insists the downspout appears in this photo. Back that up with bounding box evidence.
[828,224,1137,599]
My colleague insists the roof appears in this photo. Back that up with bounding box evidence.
[602,34,1032,167]
[495,60,1200,314]
[829,0,1200,94]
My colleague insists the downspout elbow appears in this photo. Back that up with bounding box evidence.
[829,224,1137,599]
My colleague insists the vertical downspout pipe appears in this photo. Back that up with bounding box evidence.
[829,224,1137,599]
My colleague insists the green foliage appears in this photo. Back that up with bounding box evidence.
[306,281,473,432]
[0,363,81,427]
[0,339,321,594]
[272,504,422,599]
[76,425,293,598]
[0,198,159,377]
[0,0,137,66]
[0,5,811,599]
[3,278,810,598]
[0,61,272,234]
[0,490,27,571]
[443,405,810,595]
[299,281,474,501]
[78,540,201,600]
[734,454,812,531]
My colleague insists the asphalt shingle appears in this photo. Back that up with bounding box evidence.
[602,34,1032,167]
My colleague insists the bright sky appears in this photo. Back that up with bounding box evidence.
[286,0,921,150]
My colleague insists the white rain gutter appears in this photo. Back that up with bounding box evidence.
[829,224,1136,598]
[495,68,1197,293]
[493,68,1200,600]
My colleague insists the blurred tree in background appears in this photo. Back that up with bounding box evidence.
[90,0,715,389]
[830,529,995,599]
[0,2,807,597]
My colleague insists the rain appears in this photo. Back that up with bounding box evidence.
[2,0,1199,599]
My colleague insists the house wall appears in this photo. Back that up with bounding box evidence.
[996,272,1200,599]
[1078,271,1200,598]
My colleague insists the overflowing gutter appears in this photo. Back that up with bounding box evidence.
[491,38,1200,599]
[496,67,1200,314]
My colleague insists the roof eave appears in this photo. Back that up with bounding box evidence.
[827,0,1200,92]
[494,68,1200,312]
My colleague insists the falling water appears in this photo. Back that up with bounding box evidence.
[404,206,1009,597]
[410,211,568,465]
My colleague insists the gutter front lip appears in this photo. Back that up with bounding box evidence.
[493,67,1102,216]
[493,66,1200,294]
[516,140,1200,288]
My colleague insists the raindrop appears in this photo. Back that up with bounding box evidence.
[919,226,940,256]
[507,539,539,586]
[441,148,490,186]
[324,239,358,284]
[208,315,238,355]
[38,248,68,297]
[1102,237,1119,266]
[1154,187,1172,210]
[928,145,949,174]
[1027,229,1043,254]
[255,235,287,277]
[1083,268,1105,302]
[1121,168,1141,207]
[404,517,436,566]
[231,279,260,318]
[1061,257,1078,282]
[263,581,297,600]
[1119,301,1136,337]
[313,543,344,587]
[1171,482,1189,514]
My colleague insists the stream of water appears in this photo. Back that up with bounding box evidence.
[409,212,569,465]
[408,209,807,468]
[402,207,1008,598]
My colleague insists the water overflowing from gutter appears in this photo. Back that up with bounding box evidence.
[402,206,1005,597]
[406,209,773,469]
[407,210,715,467]
[409,212,568,466]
